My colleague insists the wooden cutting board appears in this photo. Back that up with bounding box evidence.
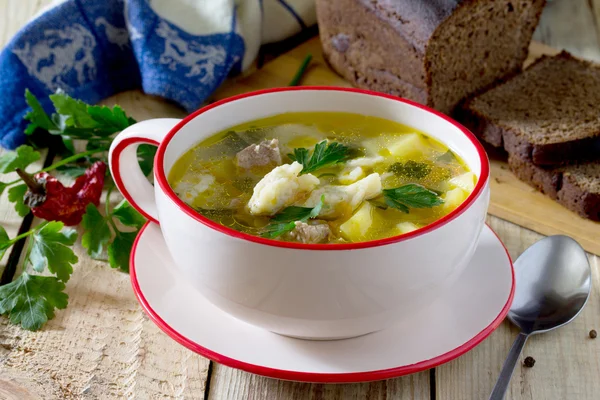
[212,37,600,256]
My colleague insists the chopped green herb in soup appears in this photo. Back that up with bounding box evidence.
[168,112,476,244]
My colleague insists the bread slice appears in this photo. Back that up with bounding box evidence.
[460,51,600,166]
[317,0,545,115]
[509,154,600,221]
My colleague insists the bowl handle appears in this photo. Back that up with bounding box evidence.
[108,118,181,223]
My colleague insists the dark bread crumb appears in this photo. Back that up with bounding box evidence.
[462,51,600,166]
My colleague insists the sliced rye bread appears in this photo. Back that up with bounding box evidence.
[459,51,600,166]
[508,154,600,221]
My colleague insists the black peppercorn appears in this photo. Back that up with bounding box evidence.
[590,329,597,339]
[523,356,535,368]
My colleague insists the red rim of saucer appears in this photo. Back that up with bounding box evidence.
[148,86,490,251]
[129,222,515,384]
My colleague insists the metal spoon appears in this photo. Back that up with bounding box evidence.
[489,235,591,400]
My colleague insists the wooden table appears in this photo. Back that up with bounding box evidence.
[0,1,599,399]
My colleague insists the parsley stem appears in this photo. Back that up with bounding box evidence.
[288,54,312,86]
[3,149,106,186]
[105,185,118,234]
[40,149,105,173]
[4,221,46,247]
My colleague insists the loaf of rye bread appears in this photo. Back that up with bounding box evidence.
[508,155,600,221]
[316,0,545,115]
[460,51,600,166]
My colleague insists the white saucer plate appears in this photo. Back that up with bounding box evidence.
[131,223,514,383]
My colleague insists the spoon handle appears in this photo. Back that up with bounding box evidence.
[489,332,529,400]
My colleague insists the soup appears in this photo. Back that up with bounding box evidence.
[168,112,476,244]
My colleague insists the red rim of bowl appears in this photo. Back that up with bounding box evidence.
[154,86,490,250]
[130,221,515,383]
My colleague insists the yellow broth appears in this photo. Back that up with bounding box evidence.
[168,112,475,244]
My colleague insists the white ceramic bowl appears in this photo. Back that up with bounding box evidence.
[109,87,490,340]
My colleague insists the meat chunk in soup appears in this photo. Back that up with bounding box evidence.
[235,138,282,169]
[303,173,382,218]
[288,221,331,244]
[248,161,320,215]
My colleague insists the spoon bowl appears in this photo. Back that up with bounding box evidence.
[508,235,591,335]
[489,235,591,400]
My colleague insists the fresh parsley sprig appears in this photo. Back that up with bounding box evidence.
[81,187,146,272]
[261,195,325,239]
[288,140,350,175]
[23,89,155,177]
[0,90,149,331]
[382,184,444,213]
[0,221,78,331]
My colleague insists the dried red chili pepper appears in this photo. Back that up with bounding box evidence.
[15,161,106,226]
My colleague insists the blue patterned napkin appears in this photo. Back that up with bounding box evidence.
[0,0,315,149]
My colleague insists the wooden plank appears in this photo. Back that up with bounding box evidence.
[207,366,430,400]
[533,0,600,61]
[436,216,600,400]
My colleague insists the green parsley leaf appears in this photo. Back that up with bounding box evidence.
[261,221,297,239]
[0,272,68,331]
[0,181,7,196]
[50,91,98,129]
[24,89,58,133]
[288,147,309,164]
[107,231,138,272]
[261,195,325,238]
[272,206,316,223]
[55,164,88,178]
[388,161,432,179]
[44,90,137,141]
[383,184,444,213]
[0,145,41,173]
[8,184,30,217]
[87,104,136,134]
[290,141,350,175]
[0,225,11,261]
[112,200,146,228]
[29,222,78,282]
[81,204,112,259]
[137,144,157,177]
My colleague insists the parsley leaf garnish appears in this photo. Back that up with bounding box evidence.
[29,222,78,282]
[24,89,58,134]
[288,141,350,175]
[81,200,146,272]
[81,204,112,259]
[261,195,325,239]
[0,225,11,261]
[108,200,146,272]
[0,145,41,173]
[108,231,138,273]
[112,200,146,228]
[8,184,30,217]
[388,161,432,179]
[383,184,444,213]
[0,272,68,331]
